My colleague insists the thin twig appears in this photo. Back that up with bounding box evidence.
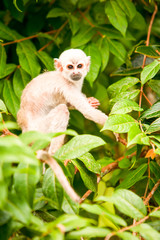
[144,179,160,205]
[105,206,160,240]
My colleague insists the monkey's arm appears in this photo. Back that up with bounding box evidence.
[64,88,108,125]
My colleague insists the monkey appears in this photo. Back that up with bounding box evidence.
[17,49,108,155]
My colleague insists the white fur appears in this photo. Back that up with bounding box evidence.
[17,49,108,155]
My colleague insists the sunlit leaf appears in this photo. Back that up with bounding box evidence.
[110,99,143,115]
[141,60,160,85]
[146,117,160,133]
[141,101,160,119]
[131,223,160,240]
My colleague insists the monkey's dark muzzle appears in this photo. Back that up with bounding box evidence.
[70,73,82,81]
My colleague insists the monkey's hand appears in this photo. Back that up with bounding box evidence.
[87,97,100,109]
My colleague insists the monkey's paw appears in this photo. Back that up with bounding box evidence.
[88,97,100,108]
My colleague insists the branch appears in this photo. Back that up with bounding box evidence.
[144,179,160,205]
[105,206,160,240]
[37,150,80,202]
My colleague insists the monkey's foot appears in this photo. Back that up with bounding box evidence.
[87,97,100,108]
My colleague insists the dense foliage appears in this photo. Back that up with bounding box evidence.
[1,0,160,239]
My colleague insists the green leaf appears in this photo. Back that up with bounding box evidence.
[111,67,142,77]
[141,101,160,119]
[54,134,105,161]
[105,0,128,36]
[97,37,109,71]
[0,210,11,226]
[36,51,54,71]
[66,226,110,239]
[149,210,160,218]
[131,223,160,240]
[13,68,31,99]
[96,189,147,220]
[110,99,143,115]
[42,168,63,209]
[68,15,80,35]
[72,159,97,192]
[71,25,96,48]
[108,39,127,63]
[51,214,95,232]
[80,203,127,226]
[116,0,137,20]
[0,136,39,165]
[0,181,7,208]
[84,43,102,84]
[141,60,160,85]
[117,232,140,240]
[117,164,147,189]
[128,132,150,147]
[16,41,41,78]
[107,77,139,98]
[101,114,138,133]
[0,21,20,40]
[136,46,160,58]
[110,90,140,106]
[146,117,160,133]
[47,8,67,18]
[0,99,8,113]
[149,79,160,97]
[5,190,31,225]
[0,44,7,78]
[0,64,17,79]
[3,80,20,119]
[14,163,40,207]
[78,152,101,174]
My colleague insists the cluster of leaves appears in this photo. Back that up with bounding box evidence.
[1,0,160,239]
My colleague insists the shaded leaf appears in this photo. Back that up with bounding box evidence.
[78,152,101,174]
[42,168,63,210]
[108,39,127,63]
[36,51,54,71]
[97,37,109,71]
[0,64,17,79]
[72,159,97,192]
[149,79,160,97]
[0,99,8,114]
[0,44,7,78]
[116,0,137,20]
[146,117,160,133]
[54,134,105,161]
[84,43,102,84]
[117,164,147,189]
[141,101,160,119]
[136,46,160,58]
[105,0,128,36]
[0,21,20,40]
[111,67,142,77]
[47,8,67,18]
[3,80,20,119]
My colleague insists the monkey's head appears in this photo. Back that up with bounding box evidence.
[54,49,90,82]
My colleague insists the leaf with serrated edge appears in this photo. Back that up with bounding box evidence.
[54,134,105,161]
[110,99,143,115]
[101,114,138,133]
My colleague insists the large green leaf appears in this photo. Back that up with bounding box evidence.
[14,163,40,207]
[107,77,139,98]
[47,8,67,18]
[96,189,147,220]
[66,226,111,239]
[131,223,160,240]
[108,39,127,63]
[0,64,17,79]
[71,25,96,48]
[36,51,54,71]
[80,203,126,226]
[141,101,160,119]
[13,68,31,99]
[141,60,160,86]
[97,37,109,71]
[54,134,105,161]
[78,153,101,174]
[16,41,41,78]
[116,0,136,20]
[84,43,102,85]
[117,164,147,189]
[105,0,128,36]
[42,168,63,209]
[0,136,39,165]
[110,99,143,115]
[146,117,160,133]
[101,114,138,133]
[72,159,97,192]
[3,80,20,119]
[0,21,20,40]
[0,44,7,78]
[117,232,140,240]
[110,90,140,106]
[136,46,160,58]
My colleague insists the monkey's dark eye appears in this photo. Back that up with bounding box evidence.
[67,65,74,69]
[77,64,83,69]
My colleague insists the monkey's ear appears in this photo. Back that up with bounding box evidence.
[86,56,91,72]
[54,58,63,72]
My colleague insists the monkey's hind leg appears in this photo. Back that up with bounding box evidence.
[46,104,70,156]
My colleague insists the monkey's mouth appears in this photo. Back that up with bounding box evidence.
[70,73,82,81]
